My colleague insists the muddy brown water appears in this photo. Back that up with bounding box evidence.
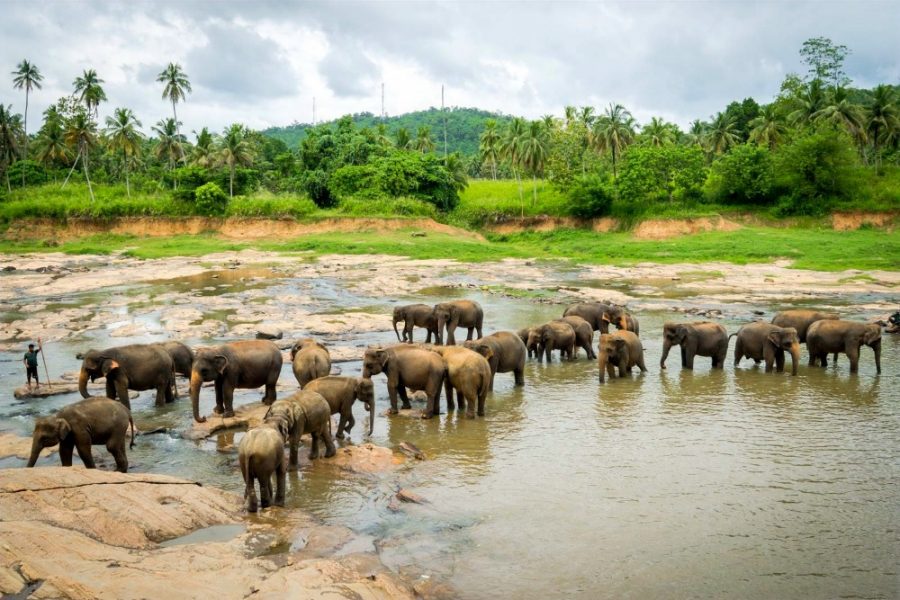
[1,261,898,599]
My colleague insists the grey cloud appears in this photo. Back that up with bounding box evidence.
[319,39,381,97]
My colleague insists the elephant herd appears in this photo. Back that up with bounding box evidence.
[24,298,883,513]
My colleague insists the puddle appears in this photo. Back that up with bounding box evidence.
[159,523,246,547]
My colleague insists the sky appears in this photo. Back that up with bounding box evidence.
[2,1,898,136]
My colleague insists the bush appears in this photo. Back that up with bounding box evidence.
[193,182,229,216]
[328,164,378,199]
[303,169,336,208]
[336,196,438,218]
[168,166,212,201]
[706,144,774,205]
[227,193,318,218]
[566,175,613,218]
[7,160,49,186]
[618,145,706,209]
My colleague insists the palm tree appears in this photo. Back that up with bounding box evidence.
[578,106,596,128]
[748,105,788,150]
[641,117,676,147]
[564,105,577,129]
[501,117,526,206]
[787,79,825,127]
[813,86,866,147]
[413,126,435,153]
[104,108,144,197]
[519,120,549,209]
[0,104,23,192]
[218,123,254,198]
[541,114,557,130]
[394,127,411,150]
[865,84,900,170]
[152,118,186,188]
[703,112,739,156]
[34,106,70,178]
[479,119,501,180]
[686,119,707,148]
[592,103,636,181]
[444,152,469,193]
[72,69,107,120]
[191,127,216,167]
[157,63,191,162]
[63,111,98,201]
[11,59,43,184]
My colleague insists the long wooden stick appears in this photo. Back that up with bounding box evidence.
[38,339,52,391]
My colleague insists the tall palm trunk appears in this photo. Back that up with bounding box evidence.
[22,89,29,187]
[123,148,130,198]
[82,142,95,203]
[173,100,187,165]
[532,174,538,208]
[611,147,618,181]
[62,148,82,188]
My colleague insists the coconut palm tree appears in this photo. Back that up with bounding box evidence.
[748,104,788,150]
[34,110,70,178]
[63,111,98,201]
[703,112,739,156]
[592,103,636,181]
[0,104,23,192]
[11,59,43,183]
[444,152,469,192]
[564,105,577,129]
[104,108,144,197]
[394,127,411,150]
[520,120,548,209]
[787,79,825,127]
[152,118,186,188]
[191,127,216,167]
[865,84,900,170]
[501,117,527,207]
[641,117,676,147]
[685,119,707,148]
[413,126,435,153]
[72,69,107,120]
[479,119,501,180]
[157,63,191,162]
[812,86,866,147]
[218,123,254,198]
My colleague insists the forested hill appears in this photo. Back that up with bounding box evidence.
[263,107,514,155]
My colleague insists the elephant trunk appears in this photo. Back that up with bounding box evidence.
[598,354,607,382]
[190,372,206,423]
[619,316,628,331]
[26,437,42,467]
[789,343,800,376]
[660,340,671,369]
[392,318,402,342]
[78,368,90,398]
[368,399,375,436]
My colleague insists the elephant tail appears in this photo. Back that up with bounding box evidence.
[129,413,135,449]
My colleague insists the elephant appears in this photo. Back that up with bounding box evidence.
[660,322,729,370]
[79,344,175,409]
[771,309,839,343]
[433,300,484,345]
[463,331,526,390]
[393,303,439,343]
[527,321,576,363]
[27,396,134,472]
[155,341,194,378]
[806,320,882,374]
[290,338,331,387]
[518,327,539,358]
[614,313,640,336]
[304,376,375,438]
[190,340,283,423]
[563,302,627,332]
[432,345,492,418]
[362,345,446,418]
[238,423,286,513]
[553,316,596,359]
[597,331,647,382]
[732,322,801,375]
[266,390,336,466]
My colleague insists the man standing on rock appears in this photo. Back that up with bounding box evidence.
[24,340,42,388]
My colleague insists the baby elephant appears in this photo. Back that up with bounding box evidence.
[304,376,375,438]
[266,390,336,467]
[732,322,801,375]
[291,338,331,388]
[598,331,647,382]
[27,397,135,472]
[238,422,287,513]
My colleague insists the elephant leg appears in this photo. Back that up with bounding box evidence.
[107,441,128,473]
[832,352,839,365]
[165,379,175,403]
[774,349,785,373]
[734,339,743,367]
[260,475,272,509]
[466,327,474,341]
[322,427,336,458]
[106,379,116,400]
[290,434,301,467]
[606,363,616,380]
[59,440,74,467]
[223,384,235,418]
[263,380,277,405]
[465,389,476,419]
[477,390,486,417]
[444,377,454,411]
[214,380,225,414]
[336,412,348,439]
[636,355,647,373]
[274,461,286,506]
[246,478,259,513]
[115,378,132,410]
[74,435,95,469]
[308,433,319,460]
[763,345,775,373]
[680,345,688,368]
[457,389,466,413]
[684,350,695,370]
[397,382,412,410]
[156,383,167,407]
[514,364,524,387]
[344,413,355,435]
[847,347,860,373]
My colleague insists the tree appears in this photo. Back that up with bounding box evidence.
[104,108,144,197]
[413,126,435,153]
[749,104,788,149]
[813,86,865,149]
[799,37,850,87]
[34,107,70,174]
[157,63,191,162]
[706,144,774,205]
[519,120,548,208]
[0,104,23,192]
[72,69,107,120]
[501,117,526,206]
[641,117,676,147]
[63,111,98,201]
[865,84,900,170]
[218,123,254,197]
[191,127,216,167]
[11,59,43,185]
[394,127,411,150]
[703,112,739,156]
[788,79,826,127]
[479,119,501,180]
[773,129,857,215]
[152,118,186,187]
[592,103,635,181]
[618,145,706,208]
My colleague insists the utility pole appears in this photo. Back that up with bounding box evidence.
[441,84,448,157]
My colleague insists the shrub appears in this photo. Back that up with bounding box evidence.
[328,164,378,198]
[706,144,774,205]
[337,196,438,218]
[566,175,614,218]
[618,145,706,209]
[303,169,336,208]
[7,160,49,186]
[193,182,229,216]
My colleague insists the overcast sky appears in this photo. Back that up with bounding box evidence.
[2,1,898,136]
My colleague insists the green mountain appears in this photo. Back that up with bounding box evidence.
[263,107,514,155]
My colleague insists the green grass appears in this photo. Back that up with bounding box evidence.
[0,183,186,221]
[1,226,896,271]
[452,179,570,225]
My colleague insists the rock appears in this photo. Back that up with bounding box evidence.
[319,444,403,474]
[411,232,426,237]
[13,382,137,400]
[396,489,427,504]
[256,327,283,340]
[2,266,15,272]
[753,310,765,315]
[397,441,426,460]
[184,402,270,440]
[0,432,55,460]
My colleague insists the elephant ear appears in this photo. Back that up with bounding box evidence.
[675,325,689,341]
[613,337,627,349]
[478,345,494,361]
[213,355,229,374]
[601,312,611,324]
[56,418,71,440]
[101,358,120,376]
[863,326,882,345]
[766,332,781,347]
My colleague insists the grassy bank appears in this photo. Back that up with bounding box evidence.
[1,227,896,271]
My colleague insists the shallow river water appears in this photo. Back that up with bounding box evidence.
[1,257,897,599]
